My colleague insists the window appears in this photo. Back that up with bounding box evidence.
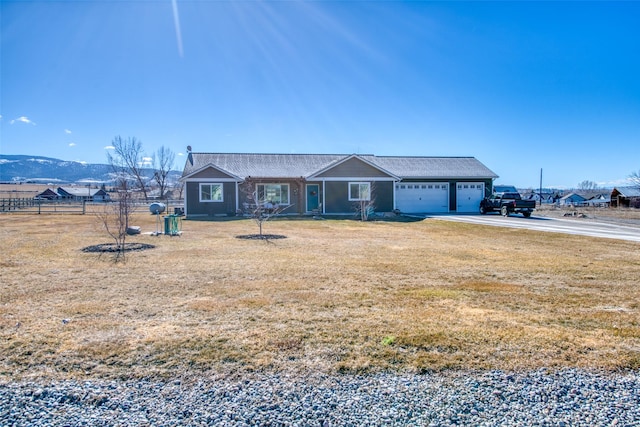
[200,183,223,202]
[257,184,289,204]
[349,182,370,201]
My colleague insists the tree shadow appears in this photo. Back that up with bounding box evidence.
[235,234,287,241]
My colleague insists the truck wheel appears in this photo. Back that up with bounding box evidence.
[522,211,532,218]
[480,205,486,215]
[501,205,509,217]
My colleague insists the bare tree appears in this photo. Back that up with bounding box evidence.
[96,176,133,262]
[352,182,376,221]
[242,180,289,238]
[152,146,176,199]
[578,180,598,191]
[107,136,149,200]
[630,170,640,189]
[100,139,141,261]
[173,180,185,201]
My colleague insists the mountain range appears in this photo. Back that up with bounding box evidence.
[0,154,182,184]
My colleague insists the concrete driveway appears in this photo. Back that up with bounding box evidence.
[430,214,640,243]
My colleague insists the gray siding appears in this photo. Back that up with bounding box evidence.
[190,167,235,179]
[324,182,350,213]
[324,181,394,214]
[186,182,237,217]
[373,181,394,212]
[317,158,391,178]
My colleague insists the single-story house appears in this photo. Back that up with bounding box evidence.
[611,187,640,208]
[179,152,498,218]
[34,188,59,200]
[585,194,611,207]
[558,192,587,206]
[57,186,110,202]
[522,192,556,204]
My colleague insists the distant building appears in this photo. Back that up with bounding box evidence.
[34,188,59,200]
[522,191,557,204]
[58,186,110,201]
[611,187,640,208]
[558,192,586,206]
[493,185,518,194]
[585,194,611,207]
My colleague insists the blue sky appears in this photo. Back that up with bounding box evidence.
[1,1,639,189]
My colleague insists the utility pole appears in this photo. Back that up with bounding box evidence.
[539,168,543,207]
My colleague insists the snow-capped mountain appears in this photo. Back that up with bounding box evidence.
[0,155,181,184]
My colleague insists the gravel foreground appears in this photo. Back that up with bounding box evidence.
[1,369,639,427]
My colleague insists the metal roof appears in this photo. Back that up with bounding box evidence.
[361,155,498,179]
[57,186,106,197]
[613,186,640,197]
[182,153,498,180]
[182,153,346,178]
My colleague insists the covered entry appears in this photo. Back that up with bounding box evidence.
[395,182,449,213]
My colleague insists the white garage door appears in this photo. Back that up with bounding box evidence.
[395,182,449,213]
[456,182,484,213]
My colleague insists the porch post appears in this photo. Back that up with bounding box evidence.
[322,180,326,214]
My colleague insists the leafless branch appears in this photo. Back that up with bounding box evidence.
[108,136,149,200]
[152,146,176,199]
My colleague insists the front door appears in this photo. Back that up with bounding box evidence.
[306,184,319,212]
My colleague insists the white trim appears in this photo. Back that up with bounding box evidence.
[235,182,239,213]
[183,177,238,183]
[393,180,398,209]
[199,183,224,203]
[182,182,187,217]
[256,183,291,205]
[322,181,326,214]
[306,154,400,181]
[179,163,242,182]
[314,176,396,182]
[348,182,371,201]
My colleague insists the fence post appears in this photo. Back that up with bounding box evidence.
[83,200,86,214]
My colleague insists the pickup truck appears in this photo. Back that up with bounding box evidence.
[479,192,536,217]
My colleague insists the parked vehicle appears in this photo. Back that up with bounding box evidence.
[480,192,536,217]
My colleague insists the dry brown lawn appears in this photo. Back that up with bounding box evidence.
[1,211,639,381]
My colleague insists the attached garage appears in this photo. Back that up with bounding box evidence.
[456,182,485,213]
[395,182,449,213]
[182,153,498,218]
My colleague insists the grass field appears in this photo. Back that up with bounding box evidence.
[0,183,51,199]
[1,211,639,381]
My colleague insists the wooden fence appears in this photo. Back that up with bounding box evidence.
[0,199,184,215]
[0,198,87,214]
